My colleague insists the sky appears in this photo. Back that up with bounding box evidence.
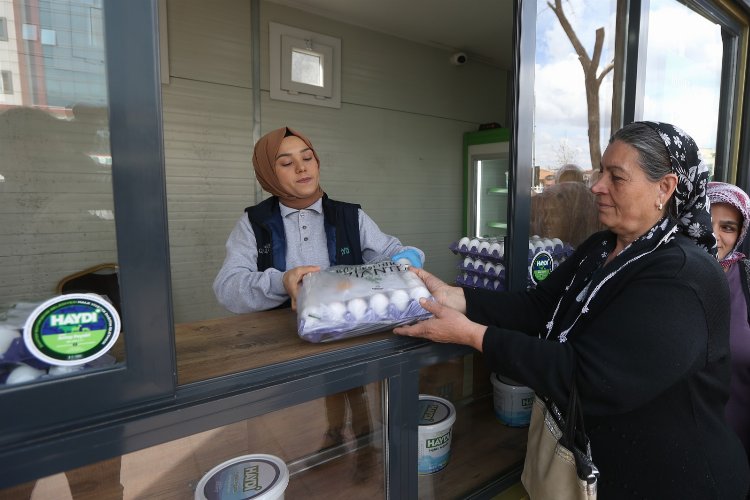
[533,0,723,172]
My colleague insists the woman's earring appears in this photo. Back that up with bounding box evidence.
[658,202,664,211]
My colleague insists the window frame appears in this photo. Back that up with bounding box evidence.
[269,21,341,108]
[0,0,175,445]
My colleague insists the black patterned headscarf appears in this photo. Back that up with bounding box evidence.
[545,121,716,343]
[641,121,715,252]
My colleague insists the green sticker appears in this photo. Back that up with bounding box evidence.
[530,251,554,284]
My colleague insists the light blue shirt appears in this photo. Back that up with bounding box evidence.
[213,198,424,313]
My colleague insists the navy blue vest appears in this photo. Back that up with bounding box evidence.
[245,194,363,272]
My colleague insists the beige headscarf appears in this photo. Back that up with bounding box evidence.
[252,126,324,209]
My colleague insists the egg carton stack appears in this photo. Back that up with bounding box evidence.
[450,237,507,291]
[449,235,578,291]
[528,235,574,262]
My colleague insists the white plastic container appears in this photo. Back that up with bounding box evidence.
[417,394,457,474]
[491,373,534,427]
[195,454,289,500]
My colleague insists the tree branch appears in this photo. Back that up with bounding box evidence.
[548,0,591,69]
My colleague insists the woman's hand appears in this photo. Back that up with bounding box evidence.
[394,298,487,352]
[408,267,467,313]
[282,265,320,310]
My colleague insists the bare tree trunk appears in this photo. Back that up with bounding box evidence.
[548,0,614,170]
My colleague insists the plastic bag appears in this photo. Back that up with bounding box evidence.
[296,261,433,343]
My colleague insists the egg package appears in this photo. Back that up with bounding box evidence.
[296,261,433,343]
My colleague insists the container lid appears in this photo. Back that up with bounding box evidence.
[195,454,289,500]
[492,372,524,387]
[418,394,456,431]
[22,293,121,366]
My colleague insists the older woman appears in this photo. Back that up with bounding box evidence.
[707,182,750,463]
[396,122,750,498]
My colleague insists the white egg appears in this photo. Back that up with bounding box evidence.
[483,278,490,287]
[0,325,20,354]
[369,293,390,316]
[533,240,546,253]
[326,301,347,321]
[469,238,480,252]
[528,241,535,254]
[6,364,46,385]
[463,256,474,268]
[489,242,502,257]
[479,241,491,253]
[531,234,541,241]
[409,286,430,302]
[552,238,563,249]
[458,237,471,250]
[496,263,506,274]
[390,289,411,312]
[48,365,84,376]
[301,306,321,329]
[474,259,486,272]
[347,298,368,320]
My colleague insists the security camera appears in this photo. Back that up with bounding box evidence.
[450,52,468,66]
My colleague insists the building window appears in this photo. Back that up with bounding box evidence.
[22,23,37,41]
[0,18,8,41]
[41,29,57,46]
[269,22,341,108]
[1,70,12,94]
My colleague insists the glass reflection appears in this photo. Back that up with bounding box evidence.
[0,0,120,390]
[642,0,722,177]
[531,1,616,258]
[0,381,386,499]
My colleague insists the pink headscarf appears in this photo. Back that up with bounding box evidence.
[707,181,750,269]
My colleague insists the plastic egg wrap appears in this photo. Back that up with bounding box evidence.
[296,261,433,343]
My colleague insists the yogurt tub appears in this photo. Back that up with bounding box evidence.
[418,394,457,474]
[491,373,534,427]
[195,454,289,500]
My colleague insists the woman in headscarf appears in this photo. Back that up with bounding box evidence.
[213,126,423,313]
[396,122,750,498]
[708,181,750,463]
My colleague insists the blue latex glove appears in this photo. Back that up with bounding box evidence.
[392,249,423,268]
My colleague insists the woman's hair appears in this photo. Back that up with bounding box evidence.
[530,182,602,247]
[556,163,585,184]
[610,122,675,216]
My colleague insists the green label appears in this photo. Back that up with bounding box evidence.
[28,296,116,362]
[530,251,554,284]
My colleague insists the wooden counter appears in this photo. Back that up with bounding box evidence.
[175,308,395,385]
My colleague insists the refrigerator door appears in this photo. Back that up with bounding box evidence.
[466,140,510,238]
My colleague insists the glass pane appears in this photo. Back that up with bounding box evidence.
[291,48,323,87]
[0,381,386,499]
[642,0,723,177]
[531,1,615,283]
[417,356,527,498]
[0,0,123,389]
[166,0,513,384]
